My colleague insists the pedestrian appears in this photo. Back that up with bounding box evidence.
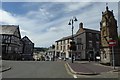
[53,55,55,61]
[89,57,90,62]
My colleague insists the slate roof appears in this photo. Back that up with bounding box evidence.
[56,28,100,42]
[0,25,19,35]
[55,34,76,42]
[22,36,34,44]
[83,28,100,33]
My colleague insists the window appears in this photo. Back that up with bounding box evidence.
[8,47,11,51]
[104,53,107,59]
[89,41,92,48]
[63,46,65,50]
[56,42,58,45]
[0,35,2,39]
[80,45,83,50]
[61,46,62,50]
[81,45,83,50]
[15,48,18,51]
[28,42,31,45]
[96,34,99,40]
[63,40,65,44]
[77,38,81,44]
[8,36,11,43]
[67,45,70,50]
[89,33,92,38]
[2,35,4,42]
[67,39,69,44]
[61,41,62,45]
[11,36,14,43]
[76,45,78,50]
[96,41,99,48]
[5,35,8,43]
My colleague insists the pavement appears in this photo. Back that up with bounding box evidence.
[66,61,120,75]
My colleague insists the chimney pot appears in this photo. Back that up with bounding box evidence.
[79,22,83,28]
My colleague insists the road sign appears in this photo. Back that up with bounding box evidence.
[109,40,116,47]
[109,40,116,69]
[69,41,76,51]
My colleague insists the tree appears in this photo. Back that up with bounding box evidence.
[52,45,55,49]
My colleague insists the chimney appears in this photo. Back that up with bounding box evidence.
[106,6,109,11]
[79,22,83,29]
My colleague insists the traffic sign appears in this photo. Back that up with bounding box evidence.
[69,41,76,51]
[109,40,116,47]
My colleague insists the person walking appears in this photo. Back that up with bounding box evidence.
[89,57,91,62]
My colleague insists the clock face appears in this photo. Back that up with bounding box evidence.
[102,22,106,26]
[102,27,106,37]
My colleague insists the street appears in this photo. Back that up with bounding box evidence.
[2,61,72,78]
[1,60,120,79]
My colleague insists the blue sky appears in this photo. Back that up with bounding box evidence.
[1,2,119,47]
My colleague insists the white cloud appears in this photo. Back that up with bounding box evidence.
[47,27,62,32]
[20,29,30,34]
[1,2,119,47]
[26,8,54,22]
[64,2,92,12]
[0,8,68,47]
[0,9,35,39]
[2,0,120,2]
[0,9,17,25]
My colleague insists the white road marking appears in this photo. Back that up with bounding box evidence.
[73,75,77,78]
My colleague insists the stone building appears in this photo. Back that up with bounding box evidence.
[55,22,100,60]
[21,36,34,60]
[0,25,22,60]
[100,6,120,65]
[74,22,100,60]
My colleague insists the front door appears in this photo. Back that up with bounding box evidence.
[2,45,6,59]
[88,51,94,61]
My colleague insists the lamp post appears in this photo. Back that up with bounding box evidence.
[68,16,77,63]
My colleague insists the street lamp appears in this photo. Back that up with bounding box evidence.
[68,16,77,63]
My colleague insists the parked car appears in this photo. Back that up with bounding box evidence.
[96,56,100,61]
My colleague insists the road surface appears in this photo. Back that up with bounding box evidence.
[2,61,72,78]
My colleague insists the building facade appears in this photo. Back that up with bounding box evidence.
[21,36,34,60]
[55,36,72,59]
[55,22,100,60]
[100,6,120,65]
[0,25,22,60]
[74,22,100,60]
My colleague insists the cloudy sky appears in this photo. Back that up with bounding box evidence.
[1,1,119,47]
